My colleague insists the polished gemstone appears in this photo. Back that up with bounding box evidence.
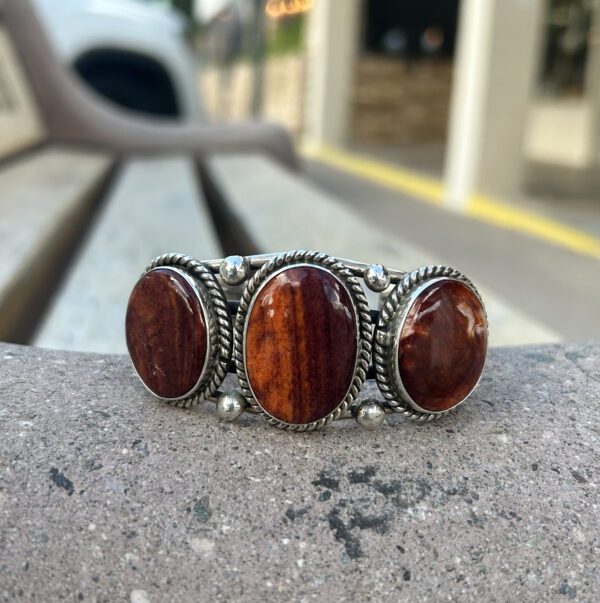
[245,266,358,424]
[126,267,208,399]
[398,279,487,412]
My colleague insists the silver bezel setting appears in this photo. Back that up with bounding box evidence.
[134,253,233,408]
[373,265,487,421]
[233,250,372,431]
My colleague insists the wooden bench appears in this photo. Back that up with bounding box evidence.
[0,24,113,342]
[0,0,294,350]
[35,157,221,353]
[0,0,557,353]
[33,146,558,352]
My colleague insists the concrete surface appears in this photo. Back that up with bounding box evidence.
[0,342,598,602]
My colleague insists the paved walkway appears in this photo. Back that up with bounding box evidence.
[351,143,600,242]
[305,158,600,342]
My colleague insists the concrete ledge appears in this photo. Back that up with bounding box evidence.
[0,342,598,601]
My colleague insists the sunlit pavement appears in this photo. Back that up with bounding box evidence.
[305,158,600,342]
[347,144,600,242]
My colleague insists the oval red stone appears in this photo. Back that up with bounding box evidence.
[126,267,208,399]
[398,279,487,412]
[245,266,358,425]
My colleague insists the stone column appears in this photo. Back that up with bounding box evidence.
[444,0,545,208]
[585,4,600,166]
[303,0,362,148]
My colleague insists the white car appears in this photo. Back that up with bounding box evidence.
[32,0,202,121]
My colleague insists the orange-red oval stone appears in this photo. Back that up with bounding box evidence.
[398,279,487,412]
[245,266,357,424]
[126,267,208,399]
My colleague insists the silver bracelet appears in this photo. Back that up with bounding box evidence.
[125,251,488,431]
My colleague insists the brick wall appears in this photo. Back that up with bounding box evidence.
[351,56,454,145]
[200,54,454,147]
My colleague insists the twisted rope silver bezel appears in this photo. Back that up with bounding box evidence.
[141,253,233,409]
[233,250,372,431]
[374,265,487,421]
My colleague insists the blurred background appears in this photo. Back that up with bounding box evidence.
[196,0,600,344]
[1,0,600,352]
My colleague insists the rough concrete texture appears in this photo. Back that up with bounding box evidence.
[0,342,598,602]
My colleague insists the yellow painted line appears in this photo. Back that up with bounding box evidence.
[304,144,444,205]
[468,194,600,259]
[303,144,600,260]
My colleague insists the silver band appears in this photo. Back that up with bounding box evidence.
[129,251,487,430]
[201,252,408,288]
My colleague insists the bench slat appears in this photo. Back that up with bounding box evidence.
[206,154,560,347]
[35,156,222,353]
[0,146,112,341]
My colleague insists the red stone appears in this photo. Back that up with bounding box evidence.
[245,266,358,424]
[398,279,487,412]
[126,267,208,399]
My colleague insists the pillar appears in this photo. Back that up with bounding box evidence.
[585,4,600,166]
[303,0,362,148]
[444,0,545,208]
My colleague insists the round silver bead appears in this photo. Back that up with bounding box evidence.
[216,390,247,422]
[354,399,386,430]
[219,255,250,286]
[364,264,390,292]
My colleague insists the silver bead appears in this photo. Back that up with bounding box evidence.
[216,390,247,422]
[364,264,390,292]
[219,255,250,286]
[354,399,386,430]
